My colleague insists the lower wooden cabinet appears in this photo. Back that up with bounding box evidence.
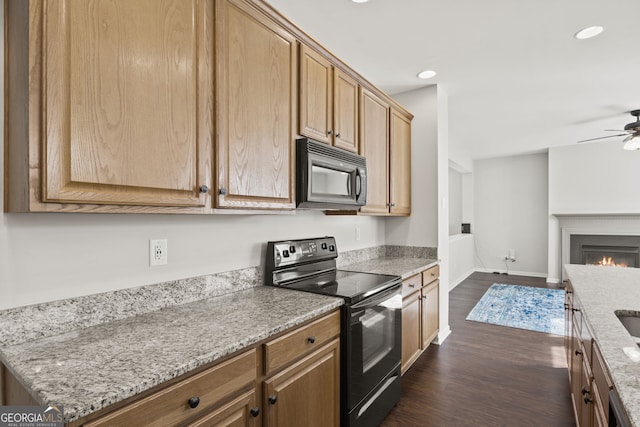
[565,281,615,427]
[17,310,342,427]
[421,280,439,348]
[401,265,440,374]
[263,339,340,427]
[401,290,421,372]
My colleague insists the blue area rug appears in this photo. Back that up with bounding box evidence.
[466,284,565,335]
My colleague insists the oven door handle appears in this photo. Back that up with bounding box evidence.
[351,282,401,312]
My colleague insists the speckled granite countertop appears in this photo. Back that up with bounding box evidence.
[341,256,438,279]
[0,287,342,423]
[564,264,640,426]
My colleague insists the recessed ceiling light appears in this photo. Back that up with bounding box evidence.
[352,0,369,3]
[575,26,604,40]
[417,70,437,80]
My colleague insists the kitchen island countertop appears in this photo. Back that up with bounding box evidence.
[565,264,640,427]
[0,286,343,423]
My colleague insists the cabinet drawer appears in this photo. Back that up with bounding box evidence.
[402,274,422,297]
[422,265,439,285]
[85,349,257,427]
[264,311,340,375]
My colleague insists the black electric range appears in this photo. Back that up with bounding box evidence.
[265,236,402,427]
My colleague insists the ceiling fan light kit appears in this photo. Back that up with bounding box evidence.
[577,109,640,149]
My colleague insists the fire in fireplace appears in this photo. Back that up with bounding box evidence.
[570,235,640,268]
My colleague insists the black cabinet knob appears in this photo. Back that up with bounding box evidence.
[268,395,277,405]
[308,336,316,344]
[575,349,582,356]
[250,407,260,417]
[584,396,593,404]
[564,304,569,310]
[327,130,333,136]
[188,396,200,409]
[336,133,341,138]
[571,308,580,312]
[199,185,209,194]
[219,188,227,195]
[581,387,589,396]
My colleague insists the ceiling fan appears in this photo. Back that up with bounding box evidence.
[578,109,640,150]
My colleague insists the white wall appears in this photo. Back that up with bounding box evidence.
[0,11,386,310]
[449,234,474,289]
[474,153,549,276]
[388,85,451,343]
[385,87,439,248]
[547,142,640,280]
[549,142,640,215]
[448,167,463,235]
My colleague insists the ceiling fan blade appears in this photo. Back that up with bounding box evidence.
[577,133,629,143]
[623,134,635,143]
[604,129,630,132]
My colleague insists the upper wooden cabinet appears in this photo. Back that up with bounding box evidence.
[299,45,359,153]
[359,90,412,216]
[5,0,411,214]
[6,0,213,212]
[359,88,390,214]
[389,108,412,216]
[215,0,297,209]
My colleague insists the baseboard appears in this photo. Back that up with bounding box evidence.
[434,326,451,345]
[474,267,548,279]
[449,269,474,291]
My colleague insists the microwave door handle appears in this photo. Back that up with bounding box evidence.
[355,170,362,197]
[346,174,351,195]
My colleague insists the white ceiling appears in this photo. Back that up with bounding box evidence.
[267,0,640,160]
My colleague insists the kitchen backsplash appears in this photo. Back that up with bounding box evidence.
[0,244,436,347]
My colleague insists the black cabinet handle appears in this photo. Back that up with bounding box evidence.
[575,349,582,356]
[581,387,589,395]
[250,407,260,417]
[408,284,415,288]
[307,336,316,344]
[327,130,333,135]
[584,396,593,404]
[564,303,569,310]
[336,133,341,138]
[188,397,200,409]
[268,395,277,405]
[571,308,580,312]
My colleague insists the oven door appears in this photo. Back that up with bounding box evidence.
[345,282,402,410]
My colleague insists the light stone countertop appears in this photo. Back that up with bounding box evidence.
[341,256,438,280]
[0,286,343,423]
[564,264,640,427]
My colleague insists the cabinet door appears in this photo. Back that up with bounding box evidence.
[187,389,259,427]
[263,339,340,427]
[299,45,333,144]
[421,281,439,348]
[401,290,421,374]
[216,0,297,209]
[333,69,359,153]
[389,108,412,215]
[42,0,212,207]
[359,88,389,214]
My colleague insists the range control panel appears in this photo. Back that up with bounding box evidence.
[267,237,337,269]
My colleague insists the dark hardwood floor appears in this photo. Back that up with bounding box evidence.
[381,272,575,427]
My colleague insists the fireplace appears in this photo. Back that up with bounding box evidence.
[570,235,640,268]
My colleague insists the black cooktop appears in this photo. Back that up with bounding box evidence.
[281,269,400,304]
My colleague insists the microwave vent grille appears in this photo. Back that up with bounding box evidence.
[302,139,366,167]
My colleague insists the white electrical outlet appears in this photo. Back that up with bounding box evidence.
[150,239,168,266]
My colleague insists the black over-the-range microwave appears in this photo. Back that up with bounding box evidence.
[296,138,367,210]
